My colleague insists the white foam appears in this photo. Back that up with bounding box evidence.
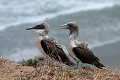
[0,1,119,31]
[89,38,120,49]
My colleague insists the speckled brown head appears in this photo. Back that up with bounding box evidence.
[60,21,79,36]
[26,22,49,34]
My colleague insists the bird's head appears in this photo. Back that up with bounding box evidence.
[26,22,49,35]
[60,21,79,36]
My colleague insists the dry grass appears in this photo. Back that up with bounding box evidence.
[0,58,120,80]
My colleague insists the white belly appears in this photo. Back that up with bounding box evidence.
[36,39,47,57]
[66,44,80,62]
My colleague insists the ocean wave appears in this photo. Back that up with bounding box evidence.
[90,38,120,49]
[0,0,120,31]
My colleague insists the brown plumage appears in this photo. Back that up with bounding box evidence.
[26,22,75,66]
[73,47,104,69]
[41,38,75,66]
[60,21,105,69]
[78,43,89,51]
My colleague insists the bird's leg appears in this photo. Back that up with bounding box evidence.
[80,63,90,69]
[80,63,83,68]
[44,56,47,65]
[76,61,79,68]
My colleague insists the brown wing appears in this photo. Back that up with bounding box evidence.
[73,47,104,68]
[41,38,75,66]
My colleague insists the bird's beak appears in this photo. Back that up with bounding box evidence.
[26,27,34,30]
[59,23,68,29]
[26,25,38,30]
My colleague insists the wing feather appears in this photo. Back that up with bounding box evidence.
[41,38,75,66]
[73,47,100,64]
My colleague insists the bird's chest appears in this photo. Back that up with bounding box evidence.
[35,37,47,57]
[66,41,80,61]
[66,40,77,49]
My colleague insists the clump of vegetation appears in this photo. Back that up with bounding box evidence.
[19,56,44,67]
[27,56,40,66]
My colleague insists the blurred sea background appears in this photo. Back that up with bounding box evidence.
[0,0,120,68]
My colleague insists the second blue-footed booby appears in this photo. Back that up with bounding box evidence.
[60,21,105,69]
[26,22,75,66]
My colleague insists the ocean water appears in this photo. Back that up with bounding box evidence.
[0,0,120,62]
[0,0,120,31]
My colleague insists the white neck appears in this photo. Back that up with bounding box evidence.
[36,30,47,35]
[69,32,77,41]
[43,35,49,39]
[36,30,49,40]
[68,32,78,47]
[37,34,49,41]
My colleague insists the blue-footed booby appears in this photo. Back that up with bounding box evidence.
[60,21,105,69]
[26,22,75,66]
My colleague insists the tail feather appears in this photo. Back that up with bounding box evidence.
[93,61,105,69]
